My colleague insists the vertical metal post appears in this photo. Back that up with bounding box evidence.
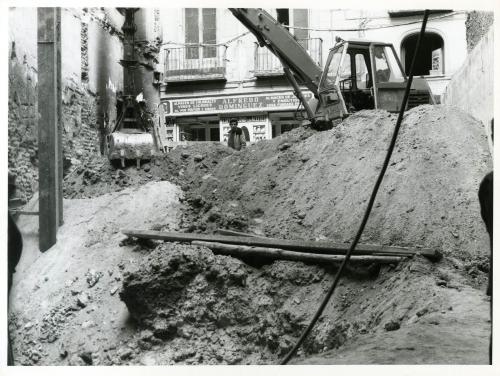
[38,7,62,252]
[56,7,63,226]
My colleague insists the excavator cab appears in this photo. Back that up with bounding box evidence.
[319,39,434,117]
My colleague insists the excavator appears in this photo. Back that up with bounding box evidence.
[108,8,156,168]
[110,8,435,162]
[230,8,435,129]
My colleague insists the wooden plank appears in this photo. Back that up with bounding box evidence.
[122,229,442,260]
[193,241,403,264]
[38,8,61,252]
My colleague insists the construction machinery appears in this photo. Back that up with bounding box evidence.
[108,8,155,168]
[230,8,434,129]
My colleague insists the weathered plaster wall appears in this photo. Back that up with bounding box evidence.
[442,27,493,139]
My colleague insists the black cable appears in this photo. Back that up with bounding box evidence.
[280,9,430,365]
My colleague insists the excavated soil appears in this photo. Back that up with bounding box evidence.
[9,105,492,365]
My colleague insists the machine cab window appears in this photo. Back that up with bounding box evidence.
[372,45,404,83]
[320,40,409,113]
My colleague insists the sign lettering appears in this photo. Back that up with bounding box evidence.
[162,91,313,116]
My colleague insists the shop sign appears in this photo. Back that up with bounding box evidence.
[162,91,313,116]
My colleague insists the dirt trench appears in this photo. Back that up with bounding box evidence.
[9,105,492,365]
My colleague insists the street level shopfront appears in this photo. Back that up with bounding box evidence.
[157,90,312,150]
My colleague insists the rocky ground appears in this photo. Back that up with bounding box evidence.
[9,105,492,365]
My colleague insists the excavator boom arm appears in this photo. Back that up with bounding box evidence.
[229,8,322,95]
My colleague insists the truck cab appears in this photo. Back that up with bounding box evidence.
[317,39,435,121]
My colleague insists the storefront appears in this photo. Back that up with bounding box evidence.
[157,90,312,150]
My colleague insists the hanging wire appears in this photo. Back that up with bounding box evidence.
[158,10,463,48]
[280,9,431,365]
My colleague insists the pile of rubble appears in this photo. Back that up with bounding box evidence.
[10,105,492,365]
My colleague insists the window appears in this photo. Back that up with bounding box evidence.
[275,9,309,49]
[355,53,369,89]
[373,46,404,83]
[209,128,220,141]
[320,43,344,90]
[191,128,206,141]
[184,8,217,59]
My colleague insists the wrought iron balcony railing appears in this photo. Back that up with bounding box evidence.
[254,38,323,77]
[163,45,227,82]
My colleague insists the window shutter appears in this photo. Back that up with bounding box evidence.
[202,8,217,58]
[293,9,309,50]
[185,8,199,59]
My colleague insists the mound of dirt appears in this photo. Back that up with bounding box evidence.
[182,106,491,262]
[118,242,490,364]
[120,242,329,363]
[63,141,232,199]
[13,104,491,365]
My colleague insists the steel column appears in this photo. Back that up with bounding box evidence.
[38,7,63,252]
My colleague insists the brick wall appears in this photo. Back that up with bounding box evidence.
[61,79,100,173]
[8,8,123,204]
[8,52,38,202]
[8,52,101,203]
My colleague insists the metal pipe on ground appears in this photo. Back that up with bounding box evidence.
[192,241,403,264]
[122,230,441,260]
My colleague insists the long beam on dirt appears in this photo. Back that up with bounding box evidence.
[192,241,402,264]
[122,230,442,260]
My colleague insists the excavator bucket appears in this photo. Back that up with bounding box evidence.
[108,130,155,167]
[108,8,156,168]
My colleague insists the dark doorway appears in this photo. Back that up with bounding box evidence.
[401,32,444,76]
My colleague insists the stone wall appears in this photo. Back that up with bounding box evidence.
[8,8,123,203]
[465,11,494,52]
[8,50,38,202]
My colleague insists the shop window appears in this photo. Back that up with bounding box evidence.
[401,32,444,76]
[209,127,220,141]
[185,8,217,59]
[191,128,206,141]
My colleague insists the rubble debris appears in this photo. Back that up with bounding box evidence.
[384,320,401,331]
[76,293,90,308]
[85,270,103,288]
[110,286,119,296]
[79,351,93,365]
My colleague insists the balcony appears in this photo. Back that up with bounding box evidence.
[163,45,227,83]
[254,38,323,77]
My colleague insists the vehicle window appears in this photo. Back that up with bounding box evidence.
[355,53,369,89]
[320,44,344,90]
[338,55,352,89]
[373,46,391,82]
[373,46,404,83]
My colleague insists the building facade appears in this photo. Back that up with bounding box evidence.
[157,8,468,148]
